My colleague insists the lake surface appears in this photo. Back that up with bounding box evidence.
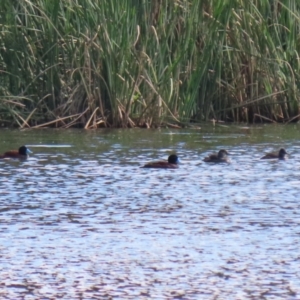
[0,124,300,299]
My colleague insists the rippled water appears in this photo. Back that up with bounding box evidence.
[1,125,300,299]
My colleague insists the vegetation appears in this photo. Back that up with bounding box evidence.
[1,0,300,128]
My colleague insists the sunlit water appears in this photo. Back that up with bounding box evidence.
[0,125,300,299]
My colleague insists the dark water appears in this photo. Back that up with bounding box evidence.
[0,124,300,299]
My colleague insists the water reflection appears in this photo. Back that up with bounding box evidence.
[0,125,300,299]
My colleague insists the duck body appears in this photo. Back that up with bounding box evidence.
[203,149,229,163]
[0,146,32,159]
[142,154,179,169]
[261,148,287,160]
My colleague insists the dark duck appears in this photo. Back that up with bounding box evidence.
[0,145,32,159]
[203,149,229,163]
[142,154,179,169]
[260,148,287,160]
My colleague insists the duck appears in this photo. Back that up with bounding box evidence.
[203,149,229,163]
[260,148,287,160]
[0,145,32,159]
[142,154,179,169]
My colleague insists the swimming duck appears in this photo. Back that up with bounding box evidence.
[260,148,287,160]
[203,149,229,163]
[142,154,179,169]
[0,145,32,159]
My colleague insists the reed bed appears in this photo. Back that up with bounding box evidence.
[1,0,300,128]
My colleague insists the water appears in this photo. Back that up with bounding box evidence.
[0,124,300,299]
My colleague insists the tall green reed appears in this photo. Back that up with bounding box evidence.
[0,0,300,127]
